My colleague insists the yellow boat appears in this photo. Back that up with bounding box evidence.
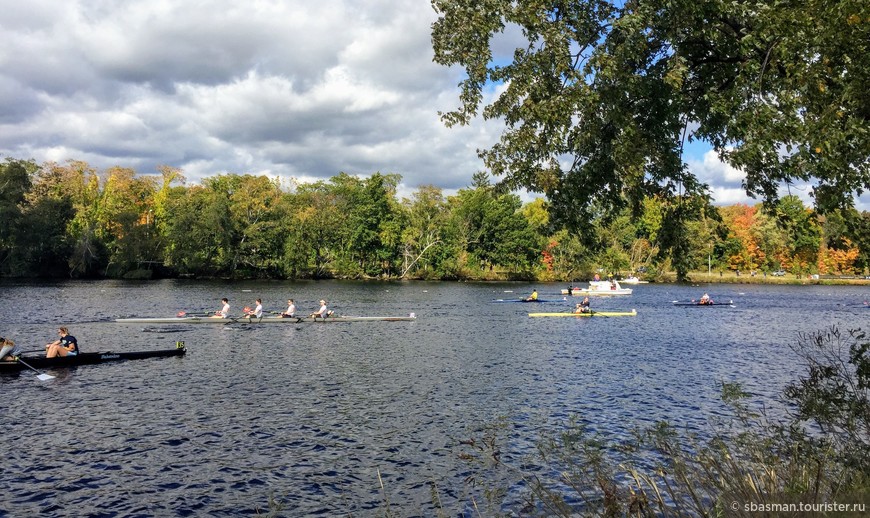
[528,309,637,317]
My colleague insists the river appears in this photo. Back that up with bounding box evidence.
[1,279,867,516]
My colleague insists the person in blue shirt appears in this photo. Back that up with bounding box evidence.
[45,327,79,358]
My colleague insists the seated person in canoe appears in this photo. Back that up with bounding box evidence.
[214,298,230,318]
[244,299,263,320]
[281,299,297,318]
[45,327,79,358]
[1,337,21,361]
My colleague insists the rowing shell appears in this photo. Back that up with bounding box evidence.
[672,300,734,307]
[115,315,417,324]
[491,299,562,303]
[0,342,186,372]
[528,309,637,317]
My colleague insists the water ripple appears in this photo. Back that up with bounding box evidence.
[2,279,865,515]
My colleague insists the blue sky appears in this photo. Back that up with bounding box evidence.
[0,0,862,210]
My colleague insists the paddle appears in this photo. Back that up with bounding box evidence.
[15,358,55,381]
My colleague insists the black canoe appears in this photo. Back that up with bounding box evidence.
[0,342,186,372]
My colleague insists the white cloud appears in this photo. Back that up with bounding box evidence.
[1,0,865,213]
[0,0,498,192]
[687,149,745,187]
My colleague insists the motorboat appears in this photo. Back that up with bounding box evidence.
[560,280,632,296]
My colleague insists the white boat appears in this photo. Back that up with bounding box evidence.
[116,314,417,324]
[620,276,648,285]
[560,280,632,296]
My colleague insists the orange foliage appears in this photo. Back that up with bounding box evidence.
[720,204,762,270]
[818,238,860,274]
[540,240,558,272]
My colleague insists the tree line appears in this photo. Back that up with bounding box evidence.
[1,157,868,280]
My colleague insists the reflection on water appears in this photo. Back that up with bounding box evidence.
[1,279,867,515]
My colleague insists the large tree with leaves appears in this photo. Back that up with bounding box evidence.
[431,0,869,277]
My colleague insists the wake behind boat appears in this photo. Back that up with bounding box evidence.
[529,309,637,317]
[115,314,417,324]
[1,342,186,373]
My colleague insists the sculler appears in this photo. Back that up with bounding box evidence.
[1,337,21,361]
[214,298,230,318]
[244,299,263,320]
[574,296,591,314]
[45,327,79,358]
[311,299,331,320]
[280,299,297,318]
[699,293,713,305]
[526,289,538,301]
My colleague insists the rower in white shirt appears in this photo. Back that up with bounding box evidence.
[214,298,230,318]
[244,299,263,320]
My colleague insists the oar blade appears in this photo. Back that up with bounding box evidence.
[36,373,56,381]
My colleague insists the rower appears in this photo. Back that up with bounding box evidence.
[281,299,297,318]
[574,296,591,314]
[699,293,712,305]
[244,299,263,321]
[0,336,21,361]
[526,289,538,301]
[311,299,330,320]
[214,298,230,318]
[45,327,79,358]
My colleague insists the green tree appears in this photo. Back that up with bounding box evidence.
[342,173,404,277]
[431,0,870,261]
[400,185,449,278]
[844,209,870,274]
[775,195,821,274]
[449,173,540,275]
[227,175,287,276]
[286,181,347,278]
[0,158,37,275]
[29,161,107,277]
[98,166,159,277]
[162,180,234,275]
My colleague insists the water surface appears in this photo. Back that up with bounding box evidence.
[1,280,867,516]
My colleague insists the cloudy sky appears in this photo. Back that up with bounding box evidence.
[0,0,854,208]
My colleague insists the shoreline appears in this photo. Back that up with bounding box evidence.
[661,272,870,286]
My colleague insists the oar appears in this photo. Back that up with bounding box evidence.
[15,358,55,381]
[176,310,214,317]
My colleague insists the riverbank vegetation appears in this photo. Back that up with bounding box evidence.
[1,158,869,281]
